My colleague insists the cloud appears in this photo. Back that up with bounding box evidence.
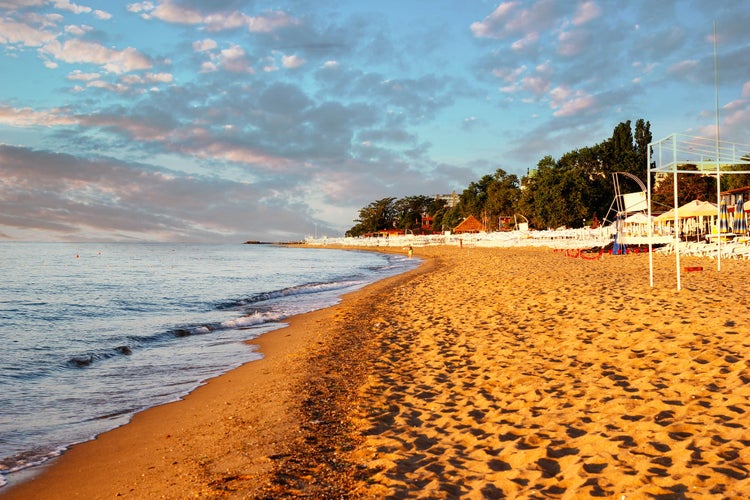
[571,1,600,26]
[51,0,91,15]
[0,144,322,241]
[121,72,174,84]
[64,24,92,36]
[128,0,299,33]
[470,0,560,40]
[0,17,58,46]
[281,53,305,69]
[41,38,152,73]
[216,43,253,72]
[511,31,539,52]
[549,85,596,117]
[556,27,590,57]
[0,105,77,127]
[192,38,217,52]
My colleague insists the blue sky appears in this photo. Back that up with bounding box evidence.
[1,0,749,242]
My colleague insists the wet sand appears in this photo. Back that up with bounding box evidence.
[4,246,750,498]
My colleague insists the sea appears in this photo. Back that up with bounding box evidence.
[0,242,418,488]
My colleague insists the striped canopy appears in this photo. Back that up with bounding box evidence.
[719,199,730,233]
[734,195,747,234]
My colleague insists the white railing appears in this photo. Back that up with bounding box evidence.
[305,225,616,250]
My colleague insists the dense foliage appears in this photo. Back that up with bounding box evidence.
[346,118,745,236]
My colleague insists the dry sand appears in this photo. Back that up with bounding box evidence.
[4,246,750,498]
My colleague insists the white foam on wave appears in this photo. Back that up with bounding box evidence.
[220,310,280,329]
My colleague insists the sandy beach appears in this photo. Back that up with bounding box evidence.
[4,245,750,498]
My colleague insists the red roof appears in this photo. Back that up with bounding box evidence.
[453,215,485,234]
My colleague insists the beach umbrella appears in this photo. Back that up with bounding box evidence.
[678,199,716,218]
[734,195,747,234]
[719,199,730,233]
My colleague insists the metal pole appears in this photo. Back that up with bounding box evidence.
[647,145,654,287]
[673,135,681,291]
[714,20,722,272]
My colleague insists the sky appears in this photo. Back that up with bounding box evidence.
[1,1,749,242]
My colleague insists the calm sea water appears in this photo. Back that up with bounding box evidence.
[0,242,417,488]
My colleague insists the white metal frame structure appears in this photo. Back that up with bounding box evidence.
[647,133,750,290]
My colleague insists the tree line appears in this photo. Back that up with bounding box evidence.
[346,119,750,237]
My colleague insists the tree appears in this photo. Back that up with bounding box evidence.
[347,117,654,235]
[346,197,396,237]
[721,159,750,191]
[485,169,520,229]
[651,165,717,210]
[393,195,432,232]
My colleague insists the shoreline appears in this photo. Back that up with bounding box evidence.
[5,244,750,497]
[1,245,426,498]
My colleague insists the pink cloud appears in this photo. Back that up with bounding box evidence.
[572,1,600,26]
[41,38,152,73]
[0,105,77,127]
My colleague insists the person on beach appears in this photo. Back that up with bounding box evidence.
[408,245,413,258]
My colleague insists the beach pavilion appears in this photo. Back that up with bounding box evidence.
[647,133,750,290]
[453,215,486,234]
[654,199,718,240]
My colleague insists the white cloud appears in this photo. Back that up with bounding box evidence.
[67,69,100,80]
[668,59,699,76]
[0,105,77,127]
[556,28,587,57]
[130,1,297,33]
[86,80,130,93]
[121,72,173,84]
[41,39,152,74]
[470,1,517,38]
[126,1,153,14]
[0,18,58,46]
[245,10,298,33]
[192,38,217,52]
[51,0,91,15]
[492,64,526,83]
[148,2,203,24]
[549,86,596,117]
[511,32,539,51]
[145,72,172,83]
[199,61,217,73]
[522,75,551,97]
[94,10,112,20]
[471,0,558,40]
[572,1,600,26]
[204,11,247,31]
[64,24,92,36]
[215,44,253,73]
[281,54,305,69]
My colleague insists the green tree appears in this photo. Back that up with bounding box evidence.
[721,158,750,191]
[484,168,521,229]
[393,195,432,232]
[440,205,463,232]
[651,165,716,210]
[347,117,654,235]
[450,168,521,230]
[346,197,397,237]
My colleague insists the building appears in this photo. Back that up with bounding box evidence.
[720,186,750,213]
[453,215,485,234]
[434,191,459,208]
